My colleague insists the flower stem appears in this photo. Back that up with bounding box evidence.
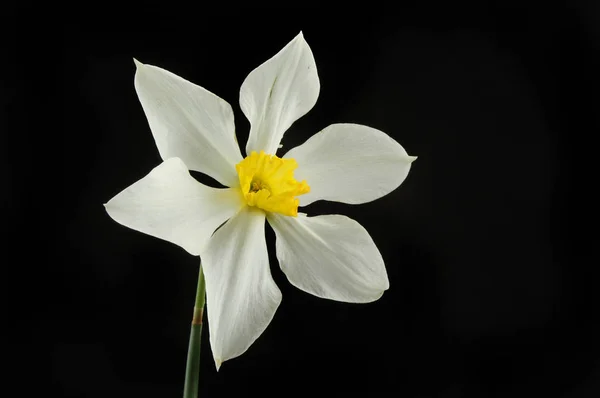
[183,262,206,398]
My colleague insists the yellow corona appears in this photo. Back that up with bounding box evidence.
[236,151,310,216]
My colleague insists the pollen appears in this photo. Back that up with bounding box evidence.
[236,151,310,216]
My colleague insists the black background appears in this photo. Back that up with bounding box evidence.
[6,3,599,398]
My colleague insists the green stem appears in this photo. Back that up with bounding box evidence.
[183,262,206,398]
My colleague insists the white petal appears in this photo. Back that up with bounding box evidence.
[284,123,417,206]
[241,32,320,155]
[268,213,389,303]
[202,207,282,369]
[104,158,242,256]
[134,60,243,187]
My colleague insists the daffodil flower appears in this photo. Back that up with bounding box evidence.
[105,32,416,369]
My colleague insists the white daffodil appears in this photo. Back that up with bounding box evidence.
[105,32,416,370]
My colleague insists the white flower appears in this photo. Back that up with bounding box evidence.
[104,32,416,370]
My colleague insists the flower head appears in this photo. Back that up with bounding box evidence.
[105,32,416,369]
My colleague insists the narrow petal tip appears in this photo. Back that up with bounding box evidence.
[407,155,418,163]
[133,58,143,68]
[215,358,223,371]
